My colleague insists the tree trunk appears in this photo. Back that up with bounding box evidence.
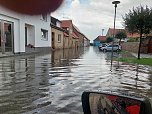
[119,39,121,45]
[138,28,143,59]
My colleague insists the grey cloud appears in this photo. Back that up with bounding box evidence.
[52,0,152,41]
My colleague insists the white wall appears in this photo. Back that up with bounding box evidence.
[25,24,35,46]
[56,21,61,28]
[23,15,51,47]
[0,6,51,53]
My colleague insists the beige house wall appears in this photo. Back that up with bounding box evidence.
[63,36,69,49]
[71,38,79,48]
[69,35,73,48]
[51,28,64,49]
[67,23,73,49]
[78,33,84,47]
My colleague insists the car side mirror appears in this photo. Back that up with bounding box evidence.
[82,91,152,114]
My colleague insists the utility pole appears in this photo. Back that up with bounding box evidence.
[102,29,104,36]
[111,1,120,66]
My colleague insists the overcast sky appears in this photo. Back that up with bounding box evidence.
[51,0,152,42]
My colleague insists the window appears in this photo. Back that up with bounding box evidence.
[108,45,112,47]
[113,45,119,47]
[41,14,47,21]
[58,34,61,43]
[41,29,48,41]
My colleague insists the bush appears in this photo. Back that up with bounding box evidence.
[127,38,139,42]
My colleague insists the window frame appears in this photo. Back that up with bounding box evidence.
[41,14,47,22]
[41,29,48,41]
[58,34,61,43]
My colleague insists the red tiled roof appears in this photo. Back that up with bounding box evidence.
[93,36,107,41]
[64,32,69,37]
[127,33,140,38]
[108,28,125,35]
[61,20,72,28]
[72,32,79,39]
[99,36,107,41]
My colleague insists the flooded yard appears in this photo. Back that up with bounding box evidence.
[0,47,152,114]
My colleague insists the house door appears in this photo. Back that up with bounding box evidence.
[52,32,55,49]
[0,20,13,54]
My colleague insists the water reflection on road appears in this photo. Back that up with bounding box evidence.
[0,47,152,114]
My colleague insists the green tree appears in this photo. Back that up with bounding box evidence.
[100,41,106,43]
[115,31,127,45]
[106,37,113,43]
[123,6,152,59]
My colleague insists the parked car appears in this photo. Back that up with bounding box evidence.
[100,44,121,52]
[98,43,108,51]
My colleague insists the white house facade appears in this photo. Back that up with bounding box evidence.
[0,6,51,54]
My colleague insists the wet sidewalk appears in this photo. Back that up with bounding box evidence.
[0,52,17,58]
[0,51,39,58]
[0,47,52,58]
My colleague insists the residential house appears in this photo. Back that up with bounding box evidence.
[84,37,90,47]
[51,16,64,49]
[0,6,51,54]
[106,28,132,43]
[61,20,73,48]
[78,32,85,47]
[79,33,90,47]
[106,28,125,38]
[61,20,90,49]
[107,28,141,39]
[72,25,82,48]
[63,30,69,49]
[72,31,79,48]
[93,36,107,46]
[61,20,79,48]
[73,26,90,47]
[73,25,84,47]
[127,33,140,38]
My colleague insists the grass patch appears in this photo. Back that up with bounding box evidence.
[119,50,128,54]
[118,57,152,66]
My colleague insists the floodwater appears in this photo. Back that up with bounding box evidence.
[0,47,152,114]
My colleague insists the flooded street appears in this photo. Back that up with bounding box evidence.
[0,47,152,114]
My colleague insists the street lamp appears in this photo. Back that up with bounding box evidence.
[112,1,120,34]
[111,1,120,66]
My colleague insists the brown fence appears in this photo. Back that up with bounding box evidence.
[121,42,139,53]
[148,38,152,53]
[121,37,152,54]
